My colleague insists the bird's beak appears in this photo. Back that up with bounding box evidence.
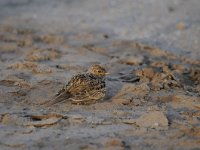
[105,72,110,75]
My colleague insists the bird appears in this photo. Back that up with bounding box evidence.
[46,64,109,105]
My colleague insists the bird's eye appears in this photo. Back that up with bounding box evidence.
[98,70,101,73]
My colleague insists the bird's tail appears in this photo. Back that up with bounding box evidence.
[44,91,71,107]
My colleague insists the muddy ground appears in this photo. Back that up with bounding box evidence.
[0,0,200,150]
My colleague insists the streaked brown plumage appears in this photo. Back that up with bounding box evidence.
[47,64,108,105]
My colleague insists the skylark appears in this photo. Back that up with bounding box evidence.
[47,64,108,105]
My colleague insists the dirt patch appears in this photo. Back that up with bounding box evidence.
[0,0,200,149]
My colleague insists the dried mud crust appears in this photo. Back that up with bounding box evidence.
[0,26,200,150]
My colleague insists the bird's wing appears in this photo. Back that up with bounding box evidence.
[69,74,104,93]
[45,87,71,106]
[71,88,106,104]
[66,74,92,94]
[68,74,106,103]
[46,73,94,106]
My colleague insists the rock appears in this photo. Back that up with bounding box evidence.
[119,74,140,83]
[122,119,136,124]
[86,116,105,125]
[69,114,85,123]
[112,98,131,105]
[135,111,168,129]
[1,113,17,125]
[119,55,144,65]
[105,138,123,147]
[176,22,186,30]
[97,137,124,149]
[24,117,62,127]
[135,68,155,80]
[112,110,126,116]
[70,114,85,120]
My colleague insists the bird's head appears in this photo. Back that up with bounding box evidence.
[88,64,109,77]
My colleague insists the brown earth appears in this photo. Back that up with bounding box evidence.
[0,0,200,150]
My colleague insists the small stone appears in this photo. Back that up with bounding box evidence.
[69,114,85,123]
[105,138,123,147]
[112,98,130,105]
[25,117,61,127]
[122,119,136,124]
[1,113,17,125]
[70,114,85,119]
[135,111,168,129]
[176,22,186,30]
[119,55,144,65]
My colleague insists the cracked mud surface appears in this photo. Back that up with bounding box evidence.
[0,0,200,150]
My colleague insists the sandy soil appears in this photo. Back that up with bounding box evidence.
[0,0,200,150]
